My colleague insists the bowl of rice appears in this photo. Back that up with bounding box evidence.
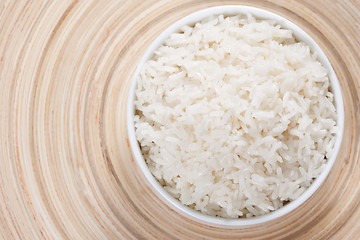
[127,5,344,226]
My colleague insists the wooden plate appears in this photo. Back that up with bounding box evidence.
[0,0,359,239]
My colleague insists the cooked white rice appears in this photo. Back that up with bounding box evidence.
[134,14,337,218]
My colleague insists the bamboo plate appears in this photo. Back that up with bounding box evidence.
[0,0,359,239]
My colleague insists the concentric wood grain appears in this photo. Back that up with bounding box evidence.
[0,0,359,239]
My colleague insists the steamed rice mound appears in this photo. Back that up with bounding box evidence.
[134,14,337,218]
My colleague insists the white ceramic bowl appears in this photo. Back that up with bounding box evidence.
[127,5,344,227]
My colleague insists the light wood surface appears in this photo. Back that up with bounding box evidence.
[0,0,359,239]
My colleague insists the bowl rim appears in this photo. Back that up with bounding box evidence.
[126,5,345,227]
